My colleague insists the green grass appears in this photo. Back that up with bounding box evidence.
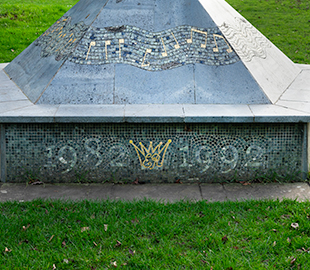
[0,0,309,63]
[1,198,310,269]
[226,0,310,64]
[0,0,78,63]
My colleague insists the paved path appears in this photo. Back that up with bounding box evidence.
[1,182,310,202]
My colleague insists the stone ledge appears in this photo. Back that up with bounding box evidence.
[1,63,310,123]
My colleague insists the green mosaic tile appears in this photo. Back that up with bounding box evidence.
[4,123,303,182]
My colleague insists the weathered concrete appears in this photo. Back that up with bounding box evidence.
[0,183,309,202]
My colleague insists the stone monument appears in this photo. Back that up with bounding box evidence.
[0,0,309,183]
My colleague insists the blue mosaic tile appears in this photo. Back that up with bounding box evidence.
[35,17,240,71]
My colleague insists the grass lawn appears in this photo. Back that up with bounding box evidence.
[1,2,309,267]
[0,0,309,64]
[1,198,310,269]
[226,0,310,64]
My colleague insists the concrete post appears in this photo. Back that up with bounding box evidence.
[0,124,6,182]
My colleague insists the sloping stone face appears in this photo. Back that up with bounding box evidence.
[4,0,270,104]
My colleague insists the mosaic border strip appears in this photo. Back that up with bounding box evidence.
[35,16,240,71]
[3,123,304,183]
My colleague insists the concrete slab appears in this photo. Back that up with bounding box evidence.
[276,101,310,114]
[0,102,310,123]
[222,183,310,202]
[195,62,269,104]
[183,104,253,122]
[154,0,216,31]
[37,62,115,104]
[200,183,227,201]
[296,64,310,70]
[285,70,310,91]
[114,64,195,104]
[0,183,201,202]
[0,104,58,123]
[0,100,33,114]
[1,183,309,203]
[0,183,105,202]
[0,70,29,102]
[280,89,310,102]
[0,87,29,103]
[249,104,309,122]
[92,0,156,31]
[109,184,201,202]
[55,104,125,122]
[124,104,185,122]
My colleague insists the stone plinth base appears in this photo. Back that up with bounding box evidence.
[0,123,306,183]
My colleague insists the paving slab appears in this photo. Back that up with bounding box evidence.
[199,183,227,201]
[222,183,310,202]
[249,104,309,122]
[109,184,201,202]
[284,69,310,91]
[0,104,59,123]
[183,104,253,123]
[0,183,202,202]
[124,104,185,123]
[1,183,309,203]
[279,89,310,103]
[0,100,33,114]
[0,183,114,202]
[276,100,310,114]
[55,104,125,123]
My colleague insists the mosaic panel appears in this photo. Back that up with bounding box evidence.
[35,16,239,71]
[4,123,303,183]
[34,17,88,61]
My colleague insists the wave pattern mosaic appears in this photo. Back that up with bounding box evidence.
[35,16,240,71]
[4,123,303,182]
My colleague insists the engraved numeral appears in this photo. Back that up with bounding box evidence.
[195,146,213,172]
[44,147,56,168]
[58,145,77,174]
[84,138,103,167]
[180,145,192,168]
[220,145,238,173]
[244,145,263,168]
[109,143,129,167]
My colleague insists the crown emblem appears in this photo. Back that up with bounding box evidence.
[129,140,172,170]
